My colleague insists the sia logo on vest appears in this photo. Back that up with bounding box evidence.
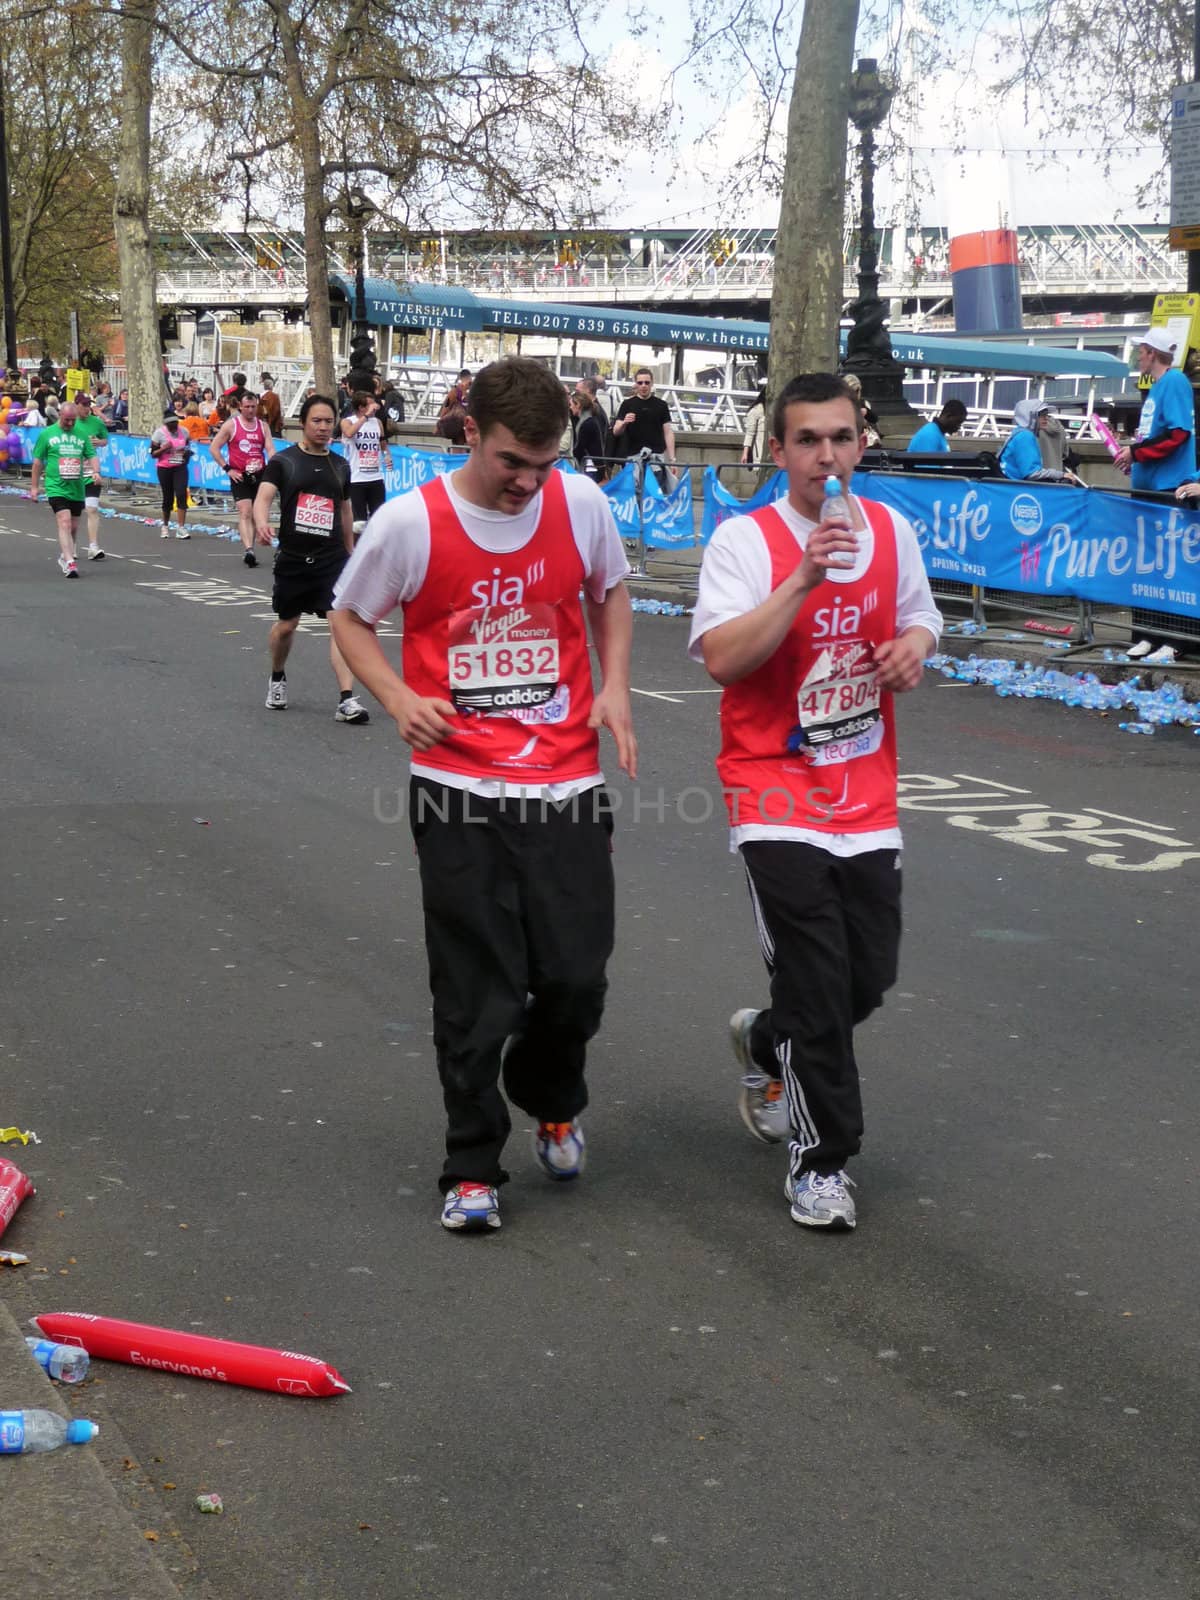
[811,588,879,640]
[468,557,547,608]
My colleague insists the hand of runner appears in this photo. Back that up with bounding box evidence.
[588,687,638,778]
[255,526,274,545]
[797,518,857,587]
[393,689,457,751]
[874,631,927,692]
[229,468,243,482]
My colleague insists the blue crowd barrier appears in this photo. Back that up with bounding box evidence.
[700,466,1200,625]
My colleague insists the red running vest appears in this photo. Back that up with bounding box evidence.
[402,472,601,784]
[227,416,266,475]
[717,497,900,834]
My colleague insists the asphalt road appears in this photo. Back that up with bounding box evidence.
[2,489,1198,1600]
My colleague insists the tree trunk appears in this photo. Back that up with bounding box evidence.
[768,0,860,404]
[274,5,335,396]
[113,0,162,437]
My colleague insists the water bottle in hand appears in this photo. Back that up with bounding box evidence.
[25,1337,90,1384]
[820,476,857,566]
[0,1408,98,1453]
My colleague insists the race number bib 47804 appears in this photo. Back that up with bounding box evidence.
[294,493,334,534]
[791,640,884,766]
[447,601,561,716]
[357,446,380,472]
[58,454,82,479]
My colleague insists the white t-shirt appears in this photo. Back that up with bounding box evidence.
[333,469,631,798]
[688,492,943,857]
[345,415,385,483]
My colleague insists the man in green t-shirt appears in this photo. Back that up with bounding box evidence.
[29,403,100,578]
[73,392,110,559]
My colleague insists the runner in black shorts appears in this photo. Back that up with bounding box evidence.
[253,393,370,723]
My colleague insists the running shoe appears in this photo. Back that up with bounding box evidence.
[334,695,370,724]
[174,529,190,540]
[441,1182,501,1231]
[160,524,171,539]
[243,549,258,568]
[57,555,71,575]
[534,1120,586,1181]
[265,678,288,710]
[87,545,105,561]
[1143,645,1177,666]
[63,559,79,579]
[731,1008,787,1144]
[1126,639,1153,659]
[785,1170,856,1230]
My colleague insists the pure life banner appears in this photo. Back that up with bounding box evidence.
[852,472,1200,621]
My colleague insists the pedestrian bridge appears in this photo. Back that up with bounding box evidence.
[156,221,1184,318]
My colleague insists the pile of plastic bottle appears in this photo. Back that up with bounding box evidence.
[631,597,690,617]
[926,652,1200,736]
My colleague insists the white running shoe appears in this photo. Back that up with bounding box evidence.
[57,554,71,575]
[731,1008,787,1144]
[441,1182,501,1231]
[160,524,171,538]
[87,545,105,560]
[174,529,190,540]
[1126,639,1153,659]
[334,695,370,724]
[1142,645,1177,666]
[265,678,288,710]
[534,1121,586,1181]
[785,1170,857,1230]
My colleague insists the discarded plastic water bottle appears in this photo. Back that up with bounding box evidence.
[820,476,856,566]
[1118,721,1154,736]
[0,1408,98,1453]
[25,1337,89,1384]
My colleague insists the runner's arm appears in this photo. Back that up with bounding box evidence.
[700,521,858,685]
[663,421,677,465]
[328,610,457,750]
[263,428,276,461]
[585,580,637,778]
[340,492,354,556]
[29,459,42,496]
[209,420,233,471]
[252,478,277,545]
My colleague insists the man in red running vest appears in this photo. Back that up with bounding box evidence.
[690,372,941,1231]
[331,357,636,1234]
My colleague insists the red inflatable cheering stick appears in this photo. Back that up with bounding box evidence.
[0,1158,34,1242]
[29,1312,351,1398]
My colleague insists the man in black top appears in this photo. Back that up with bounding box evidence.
[612,368,676,466]
[252,392,370,723]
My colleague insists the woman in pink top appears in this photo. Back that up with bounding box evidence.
[150,411,191,539]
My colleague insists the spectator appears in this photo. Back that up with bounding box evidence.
[379,375,406,436]
[740,384,766,465]
[110,389,129,430]
[435,369,472,444]
[570,387,607,479]
[258,373,283,435]
[223,370,249,404]
[199,387,216,420]
[907,399,966,453]
[611,368,676,473]
[1114,328,1196,492]
[842,373,881,446]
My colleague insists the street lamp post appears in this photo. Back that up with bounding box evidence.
[842,57,919,441]
[345,186,377,392]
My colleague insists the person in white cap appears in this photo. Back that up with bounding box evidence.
[1113,329,1196,664]
[1113,328,1196,493]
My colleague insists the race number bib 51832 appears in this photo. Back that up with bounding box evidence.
[58,454,82,479]
[791,640,884,766]
[294,493,334,534]
[357,446,380,472]
[447,601,561,715]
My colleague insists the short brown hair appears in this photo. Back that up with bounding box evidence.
[771,372,862,442]
[468,357,568,445]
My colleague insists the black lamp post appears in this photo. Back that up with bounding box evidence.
[345,186,377,391]
[842,57,918,439]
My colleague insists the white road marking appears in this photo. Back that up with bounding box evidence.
[632,687,685,704]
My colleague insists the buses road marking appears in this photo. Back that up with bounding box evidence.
[898,773,1200,873]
